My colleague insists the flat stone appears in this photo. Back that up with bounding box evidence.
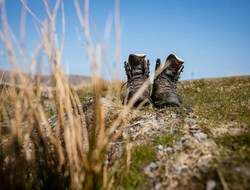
[164,147,174,155]
[155,182,162,190]
[171,113,177,119]
[175,141,182,146]
[194,132,207,141]
[148,162,158,169]
[158,145,164,150]
[122,132,127,139]
[104,160,109,165]
[185,118,197,124]
[206,179,216,190]
[234,166,250,176]
[147,172,156,179]
[144,166,151,173]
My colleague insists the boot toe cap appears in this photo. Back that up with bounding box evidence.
[154,92,182,107]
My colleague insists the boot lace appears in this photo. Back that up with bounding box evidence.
[120,75,146,96]
[157,73,177,93]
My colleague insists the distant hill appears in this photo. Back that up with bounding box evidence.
[0,70,92,87]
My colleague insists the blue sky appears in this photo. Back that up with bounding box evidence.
[0,0,250,80]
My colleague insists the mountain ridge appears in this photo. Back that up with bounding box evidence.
[0,70,92,87]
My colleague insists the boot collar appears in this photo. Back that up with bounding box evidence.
[133,54,146,57]
[165,54,184,67]
[128,54,146,66]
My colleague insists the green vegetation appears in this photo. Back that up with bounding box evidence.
[76,86,94,102]
[154,133,173,145]
[109,76,250,190]
[217,131,250,151]
[153,129,183,146]
[192,131,250,190]
[183,77,250,126]
[181,76,250,190]
[114,144,157,189]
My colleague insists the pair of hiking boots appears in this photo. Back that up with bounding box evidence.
[123,54,184,108]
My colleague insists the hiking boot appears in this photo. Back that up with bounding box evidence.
[123,54,151,107]
[151,54,184,107]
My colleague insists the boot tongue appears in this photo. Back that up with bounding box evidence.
[129,54,146,65]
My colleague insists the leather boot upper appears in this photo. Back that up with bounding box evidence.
[123,54,151,107]
[151,54,184,107]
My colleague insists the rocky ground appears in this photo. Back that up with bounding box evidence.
[124,108,247,190]
[23,76,250,189]
[103,76,250,190]
[1,75,249,189]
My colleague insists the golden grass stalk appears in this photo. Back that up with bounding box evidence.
[0,0,155,189]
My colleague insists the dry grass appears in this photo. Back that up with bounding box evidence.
[0,0,136,189]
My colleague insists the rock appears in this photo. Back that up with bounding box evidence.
[155,182,161,190]
[148,162,158,169]
[101,97,107,104]
[234,166,250,176]
[157,145,164,150]
[144,162,159,174]
[156,161,162,166]
[147,172,156,179]
[193,132,207,141]
[144,166,151,173]
[175,141,182,146]
[122,132,127,139]
[164,147,174,155]
[4,156,15,164]
[229,127,242,135]
[171,113,177,119]
[206,179,216,190]
[182,137,190,144]
[185,118,197,124]
[104,160,109,165]
[173,141,183,151]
